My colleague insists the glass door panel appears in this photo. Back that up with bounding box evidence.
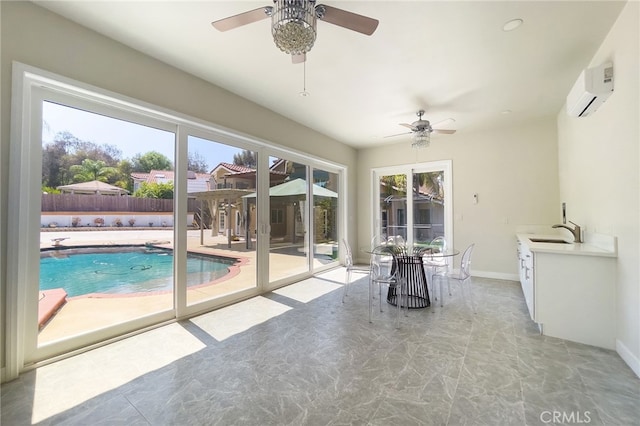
[185,136,257,307]
[412,171,445,245]
[39,101,175,346]
[312,168,339,270]
[378,174,408,243]
[268,157,309,282]
[375,161,452,250]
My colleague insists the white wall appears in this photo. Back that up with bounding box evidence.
[557,1,639,376]
[0,1,356,380]
[357,117,561,278]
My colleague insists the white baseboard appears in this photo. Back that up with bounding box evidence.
[617,339,640,378]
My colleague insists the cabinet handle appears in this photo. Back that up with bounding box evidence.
[525,267,530,280]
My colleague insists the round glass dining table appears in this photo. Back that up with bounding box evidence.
[363,244,460,308]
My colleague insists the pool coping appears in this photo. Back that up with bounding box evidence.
[40,243,251,300]
[38,289,68,329]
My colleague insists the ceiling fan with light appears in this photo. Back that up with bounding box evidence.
[212,0,379,63]
[387,110,457,149]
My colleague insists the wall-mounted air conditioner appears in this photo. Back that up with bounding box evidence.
[566,62,613,117]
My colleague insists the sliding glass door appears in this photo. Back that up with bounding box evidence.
[7,65,343,374]
[184,134,258,309]
[374,161,452,247]
[33,92,178,361]
[312,168,339,271]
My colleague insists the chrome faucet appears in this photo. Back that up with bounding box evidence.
[552,221,582,243]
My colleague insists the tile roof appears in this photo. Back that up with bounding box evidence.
[215,162,256,174]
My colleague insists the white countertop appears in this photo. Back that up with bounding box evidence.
[517,233,617,257]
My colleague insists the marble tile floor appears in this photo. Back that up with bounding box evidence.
[2,269,639,425]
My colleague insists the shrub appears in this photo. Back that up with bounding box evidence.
[71,217,81,227]
[128,218,136,227]
[93,217,105,226]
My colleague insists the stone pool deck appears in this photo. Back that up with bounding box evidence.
[37,229,327,344]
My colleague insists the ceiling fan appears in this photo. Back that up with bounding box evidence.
[387,110,456,148]
[212,0,379,63]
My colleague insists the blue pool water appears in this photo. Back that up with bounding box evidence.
[40,247,235,297]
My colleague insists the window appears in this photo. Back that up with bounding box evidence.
[271,209,284,224]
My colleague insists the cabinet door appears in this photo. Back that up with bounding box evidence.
[518,243,535,321]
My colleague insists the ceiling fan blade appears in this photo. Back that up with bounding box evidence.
[317,5,379,35]
[384,131,412,139]
[399,123,416,130]
[212,7,272,32]
[432,117,456,127]
[292,53,306,64]
[432,129,456,135]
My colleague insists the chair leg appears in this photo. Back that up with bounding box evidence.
[368,276,374,323]
[395,282,403,329]
[429,270,438,302]
[466,279,477,313]
[342,268,352,303]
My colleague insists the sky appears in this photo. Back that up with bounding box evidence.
[42,101,244,171]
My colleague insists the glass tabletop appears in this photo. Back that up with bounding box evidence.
[363,244,460,257]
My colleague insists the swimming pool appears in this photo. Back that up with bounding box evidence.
[40,246,236,297]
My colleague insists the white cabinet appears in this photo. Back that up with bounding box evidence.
[516,240,535,321]
[516,234,617,349]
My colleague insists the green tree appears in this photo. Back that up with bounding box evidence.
[133,181,174,199]
[233,150,257,169]
[114,159,134,192]
[42,137,71,188]
[42,186,61,194]
[42,131,122,188]
[132,151,173,173]
[188,151,209,173]
[69,159,118,183]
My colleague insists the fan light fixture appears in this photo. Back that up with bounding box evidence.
[271,0,317,55]
[412,130,431,149]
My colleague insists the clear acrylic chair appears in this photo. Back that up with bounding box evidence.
[432,243,476,312]
[369,246,407,328]
[423,236,450,303]
[341,239,370,303]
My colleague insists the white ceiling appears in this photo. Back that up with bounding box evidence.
[34,1,626,149]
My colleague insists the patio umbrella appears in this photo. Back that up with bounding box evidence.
[243,178,337,245]
[242,178,338,199]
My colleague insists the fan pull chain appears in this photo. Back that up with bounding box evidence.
[300,60,310,97]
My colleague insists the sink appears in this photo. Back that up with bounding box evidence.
[529,238,571,244]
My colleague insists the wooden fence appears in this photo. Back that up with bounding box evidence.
[41,194,200,212]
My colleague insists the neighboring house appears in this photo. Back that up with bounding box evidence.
[210,162,258,190]
[195,160,337,243]
[203,162,289,238]
[131,170,211,194]
[57,180,129,196]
